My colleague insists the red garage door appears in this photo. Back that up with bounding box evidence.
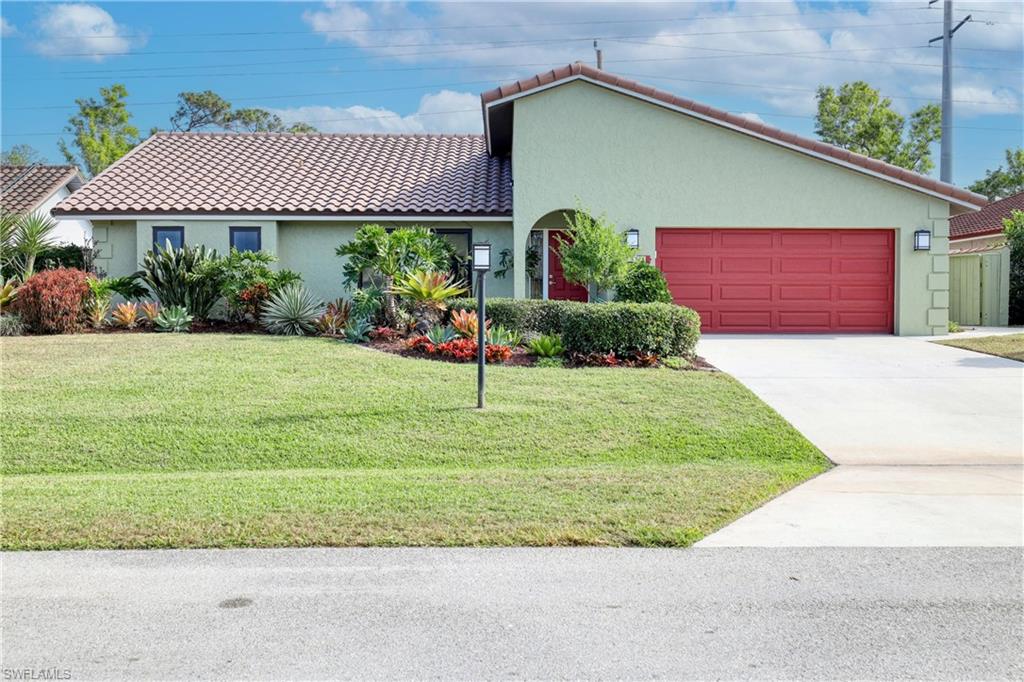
[656,228,895,333]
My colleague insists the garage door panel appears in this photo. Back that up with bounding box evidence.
[719,257,771,274]
[719,284,772,300]
[657,228,894,334]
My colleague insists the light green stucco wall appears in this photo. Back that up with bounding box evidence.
[96,217,513,305]
[509,80,955,335]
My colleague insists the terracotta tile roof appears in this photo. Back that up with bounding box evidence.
[481,63,987,210]
[53,133,512,217]
[1,165,83,215]
[950,191,1024,239]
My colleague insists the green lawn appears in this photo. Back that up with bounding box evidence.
[935,333,1024,362]
[1,334,828,549]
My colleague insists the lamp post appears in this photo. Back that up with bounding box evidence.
[472,242,491,409]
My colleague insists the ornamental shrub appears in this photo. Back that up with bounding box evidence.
[561,302,700,357]
[616,260,674,304]
[15,267,91,334]
[448,298,700,357]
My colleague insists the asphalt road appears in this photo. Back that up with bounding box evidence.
[2,547,1021,680]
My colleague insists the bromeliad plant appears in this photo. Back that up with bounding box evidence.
[527,334,564,358]
[315,298,352,336]
[85,275,147,328]
[450,309,489,339]
[139,301,160,324]
[153,305,193,333]
[262,284,323,336]
[486,324,521,348]
[111,302,139,328]
[425,324,456,345]
[389,270,467,327]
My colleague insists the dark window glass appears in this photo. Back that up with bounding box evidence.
[153,227,184,250]
[230,227,261,253]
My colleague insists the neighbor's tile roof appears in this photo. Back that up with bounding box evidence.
[1,165,83,215]
[481,63,987,209]
[950,191,1023,239]
[53,133,513,217]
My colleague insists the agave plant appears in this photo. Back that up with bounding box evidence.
[527,334,565,358]
[153,305,193,333]
[425,324,456,345]
[262,284,323,336]
[111,302,139,329]
[141,243,222,320]
[344,316,373,343]
[487,324,522,348]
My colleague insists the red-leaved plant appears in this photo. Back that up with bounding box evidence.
[15,268,91,334]
[406,335,511,363]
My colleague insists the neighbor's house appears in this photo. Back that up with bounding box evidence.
[52,64,987,335]
[1,165,91,245]
[947,191,1020,326]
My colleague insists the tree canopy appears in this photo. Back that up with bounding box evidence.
[969,148,1024,200]
[815,81,941,175]
[1,145,46,166]
[556,204,634,301]
[168,90,317,134]
[58,84,140,177]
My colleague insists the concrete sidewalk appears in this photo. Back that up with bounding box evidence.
[696,334,1023,547]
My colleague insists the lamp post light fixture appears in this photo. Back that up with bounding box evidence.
[913,229,932,251]
[625,228,640,250]
[472,242,492,409]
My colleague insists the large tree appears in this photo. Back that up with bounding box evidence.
[58,84,140,177]
[815,81,941,175]
[168,90,317,134]
[1,144,46,166]
[969,148,1024,200]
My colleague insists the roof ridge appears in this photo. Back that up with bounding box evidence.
[481,62,986,209]
[153,131,486,139]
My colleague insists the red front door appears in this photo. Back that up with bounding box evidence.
[547,231,589,301]
[656,228,895,333]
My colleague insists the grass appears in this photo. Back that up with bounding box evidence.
[935,333,1024,362]
[1,334,829,549]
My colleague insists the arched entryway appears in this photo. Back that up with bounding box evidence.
[530,210,589,301]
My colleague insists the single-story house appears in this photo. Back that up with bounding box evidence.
[947,191,1020,326]
[52,63,987,335]
[2,164,91,245]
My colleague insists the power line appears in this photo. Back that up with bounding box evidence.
[3,21,951,59]
[31,7,957,41]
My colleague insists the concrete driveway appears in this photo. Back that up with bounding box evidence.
[695,334,1023,547]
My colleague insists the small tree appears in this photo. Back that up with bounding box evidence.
[58,84,140,177]
[1004,209,1024,325]
[556,206,633,301]
[970,148,1024,201]
[335,225,455,325]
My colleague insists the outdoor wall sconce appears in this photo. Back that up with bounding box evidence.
[914,230,932,251]
[625,228,640,250]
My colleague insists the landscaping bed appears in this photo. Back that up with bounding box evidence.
[0,334,828,550]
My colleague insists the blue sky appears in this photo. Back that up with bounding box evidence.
[2,1,1021,187]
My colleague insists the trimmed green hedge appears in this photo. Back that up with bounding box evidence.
[448,298,700,357]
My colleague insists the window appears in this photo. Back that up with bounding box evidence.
[230,226,261,252]
[152,227,184,250]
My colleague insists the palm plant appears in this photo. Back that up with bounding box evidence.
[12,211,58,280]
[336,225,456,326]
[0,210,19,274]
[262,284,323,336]
[140,243,223,320]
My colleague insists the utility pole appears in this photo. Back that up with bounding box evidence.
[594,40,603,69]
[929,0,972,183]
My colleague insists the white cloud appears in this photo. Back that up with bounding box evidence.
[737,112,766,125]
[272,90,482,134]
[1,17,16,37]
[32,3,145,61]
[300,1,1022,120]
